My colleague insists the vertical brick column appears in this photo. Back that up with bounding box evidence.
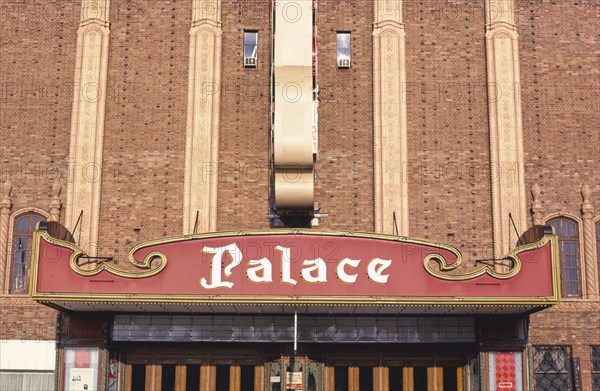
[373,0,408,235]
[65,0,111,255]
[581,184,598,298]
[0,179,12,292]
[183,0,222,234]
[485,0,528,257]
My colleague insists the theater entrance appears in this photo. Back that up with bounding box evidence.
[120,346,474,391]
[264,356,468,391]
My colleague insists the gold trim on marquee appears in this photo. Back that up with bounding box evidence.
[424,232,557,281]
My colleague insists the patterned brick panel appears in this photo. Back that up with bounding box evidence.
[313,0,374,232]
[517,0,600,217]
[404,0,493,263]
[216,0,271,230]
[0,0,77,215]
[97,0,190,267]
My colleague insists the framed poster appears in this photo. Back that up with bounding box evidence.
[64,347,99,391]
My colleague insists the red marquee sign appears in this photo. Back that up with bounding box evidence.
[30,225,560,313]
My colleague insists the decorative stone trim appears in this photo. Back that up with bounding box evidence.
[65,0,111,255]
[0,179,12,293]
[531,183,544,226]
[581,184,598,299]
[485,0,527,257]
[543,300,600,311]
[49,180,62,223]
[373,0,408,235]
[183,0,222,234]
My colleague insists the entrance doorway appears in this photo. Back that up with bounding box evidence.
[124,356,468,391]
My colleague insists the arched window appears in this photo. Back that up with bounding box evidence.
[9,212,46,293]
[548,217,581,298]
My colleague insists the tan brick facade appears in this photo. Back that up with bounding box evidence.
[1,0,599,389]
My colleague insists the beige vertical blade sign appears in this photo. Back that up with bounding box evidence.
[66,0,111,255]
[274,0,315,209]
[183,0,222,234]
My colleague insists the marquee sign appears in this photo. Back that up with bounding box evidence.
[30,224,560,313]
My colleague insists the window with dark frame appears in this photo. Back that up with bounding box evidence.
[10,212,45,293]
[548,217,582,297]
[534,346,573,391]
[243,31,258,68]
[592,346,600,391]
[336,32,351,68]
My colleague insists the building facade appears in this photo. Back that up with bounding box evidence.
[0,0,599,390]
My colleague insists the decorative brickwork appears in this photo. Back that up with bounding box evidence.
[404,0,493,262]
[48,180,62,223]
[96,0,190,263]
[531,183,544,226]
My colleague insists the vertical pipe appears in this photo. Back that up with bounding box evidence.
[294,311,298,353]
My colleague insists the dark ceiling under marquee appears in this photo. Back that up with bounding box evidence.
[112,314,477,344]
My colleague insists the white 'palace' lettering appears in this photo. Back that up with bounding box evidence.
[199,243,392,289]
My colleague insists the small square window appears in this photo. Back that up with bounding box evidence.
[244,31,258,68]
[336,32,351,69]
